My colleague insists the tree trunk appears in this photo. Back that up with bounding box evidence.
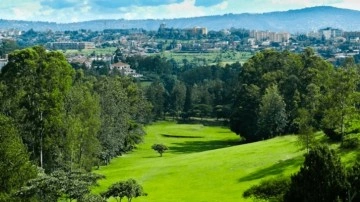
[40,129,43,168]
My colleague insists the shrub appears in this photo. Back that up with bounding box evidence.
[243,177,290,202]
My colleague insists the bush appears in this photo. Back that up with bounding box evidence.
[243,177,290,202]
[341,138,359,149]
[101,178,146,202]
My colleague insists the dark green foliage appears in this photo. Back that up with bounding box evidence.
[243,177,290,202]
[0,39,19,57]
[0,114,37,201]
[347,162,360,201]
[146,81,166,119]
[257,85,287,138]
[78,193,106,202]
[0,46,75,170]
[94,76,149,164]
[0,46,151,174]
[230,48,335,142]
[64,80,102,171]
[321,66,360,141]
[102,179,146,202]
[341,138,359,149]
[14,169,104,202]
[284,146,348,202]
[152,144,169,157]
[295,108,316,152]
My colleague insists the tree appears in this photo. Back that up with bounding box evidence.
[94,76,149,165]
[169,80,186,119]
[295,108,316,153]
[14,169,104,202]
[0,114,36,201]
[152,144,169,157]
[102,179,146,202]
[64,79,102,171]
[0,46,74,170]
[321,66,360,141]
[78,193,106,202]
[102,181,127,202]
[257,85,287,139]
[0,39,19,57]
[347,162,360,201]
[146,81,166,119]
[284,146,348,202]
[94,76,131,164]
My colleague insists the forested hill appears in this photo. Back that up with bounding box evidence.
[2,6,360,32]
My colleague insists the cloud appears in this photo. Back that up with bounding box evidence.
[1,0,359,23]
[41,0,77,9]
[194,0,225,7]
[91,0,184,8]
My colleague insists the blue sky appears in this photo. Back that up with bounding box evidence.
[0,0,359,23]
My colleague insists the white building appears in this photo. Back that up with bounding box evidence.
[110,62,143,78]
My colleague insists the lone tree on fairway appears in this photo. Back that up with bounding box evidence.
[152,144,168,157]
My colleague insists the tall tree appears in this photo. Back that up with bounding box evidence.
[146,81,166,119]
[0,46,74,170]
[0,114,36,201]
[64,80,101,171]
[321,66,360,141]
[257,85,287,138]
[169,80,186,118]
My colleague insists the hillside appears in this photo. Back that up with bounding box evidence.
[93,122,306,202]
[2,6,360,33]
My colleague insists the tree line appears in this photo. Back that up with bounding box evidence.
[120,48,360,145]
[0,46,151,201]
[229,48,360,143]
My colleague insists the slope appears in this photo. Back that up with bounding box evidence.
[93,121,304,202]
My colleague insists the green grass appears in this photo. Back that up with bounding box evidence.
[93,122,305,201]
[63,47,117,56]
[157,51,252,66]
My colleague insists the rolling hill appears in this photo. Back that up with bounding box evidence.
[2,6,360,33]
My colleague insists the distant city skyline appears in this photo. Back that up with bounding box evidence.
[1,0,359,23]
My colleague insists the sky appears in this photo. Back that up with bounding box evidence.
[0,0,360,23]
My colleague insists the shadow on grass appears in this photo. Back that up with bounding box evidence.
[169,139,241,154]
[238,156,304,182]
[162,134,204,138]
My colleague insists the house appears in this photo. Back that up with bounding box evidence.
[110,62,143,78]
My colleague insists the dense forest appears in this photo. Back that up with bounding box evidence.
[1,45,360,201]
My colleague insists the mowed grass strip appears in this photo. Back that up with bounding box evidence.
[93,121,304,202]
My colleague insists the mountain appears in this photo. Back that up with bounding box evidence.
[1,6,360,33]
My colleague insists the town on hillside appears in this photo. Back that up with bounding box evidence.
[1,25,360,74]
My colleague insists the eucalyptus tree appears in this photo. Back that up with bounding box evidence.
[64,78,101,171]
[0,46,74,170]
